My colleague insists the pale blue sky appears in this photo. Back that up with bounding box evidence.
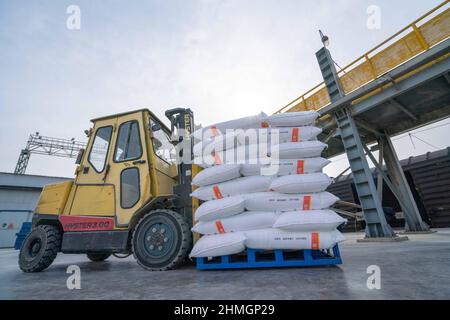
[0,0,448,177]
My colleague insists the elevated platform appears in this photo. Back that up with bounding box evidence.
[321,39,450,158]
[276,2,450,159]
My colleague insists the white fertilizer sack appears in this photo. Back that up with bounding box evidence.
[189,232,247,258]
[276,126,322,143]
[193,131,241,158]
[269,173,332,194]
[263,111,320,127]
[193,156,214,168]
[273,210,347,232]
[236,126,322,145]
[274,141,327,159]
[193,112,268,141]
[240,158,331,176]
[244,229,345,250]
[191,176,273,201]
[217,143,271,165]
[192,211,280,235]
[194,195,246,222]
[195,140,327,167]
[192,164,241,187]
[193,144,271,167]
[195,141,326,167]
[244,191,339,212]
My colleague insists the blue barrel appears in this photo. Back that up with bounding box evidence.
[14,222,32,250]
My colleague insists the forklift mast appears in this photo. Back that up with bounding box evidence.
[165,108,196,224]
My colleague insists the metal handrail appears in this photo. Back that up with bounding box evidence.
[275,0,450,114]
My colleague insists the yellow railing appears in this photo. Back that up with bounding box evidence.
[275,0,450,114]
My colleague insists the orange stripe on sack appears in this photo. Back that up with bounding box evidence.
[311,232,320,250]
[297,160,305,174]
[213,185,223,199]
[303,195,311,210]
[292,128,299,142]
[213,151,222,165]
[215,220,225,234]
[211,126,218,137]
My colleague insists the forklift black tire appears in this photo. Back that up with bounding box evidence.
[132,209,192,271]
[18,225,61,273]
[86,253,111,262]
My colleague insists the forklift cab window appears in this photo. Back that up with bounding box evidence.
[121,167,140,208]
[150,118,175,164]
[114,121,142,162]
[88,126,113,172]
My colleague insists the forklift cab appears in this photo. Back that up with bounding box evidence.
[72,109,179,226]
[19,108,196,272]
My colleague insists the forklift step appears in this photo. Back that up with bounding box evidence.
[196,245,342,270]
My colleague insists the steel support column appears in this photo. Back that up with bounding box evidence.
[379,133,430,232]
[377,140,384,202]
[14,150,31,175]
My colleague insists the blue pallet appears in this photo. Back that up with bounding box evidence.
[196,245,342,270]
[14,222,32,250]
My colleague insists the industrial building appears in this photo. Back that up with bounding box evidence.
[0,172,69,248]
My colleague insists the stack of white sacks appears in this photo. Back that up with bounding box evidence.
[189,111,346,258]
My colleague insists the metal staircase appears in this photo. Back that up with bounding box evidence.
[334,108,396,237]
[317,46,397,238]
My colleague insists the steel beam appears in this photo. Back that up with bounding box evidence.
[334,166,351,181]
[323,129,337,143]
[444,72,450,86]
[354,119,385,137]
[379,133,430,232]
[377,140,384,202]
[389,99,418,121]
[362,143,410,210]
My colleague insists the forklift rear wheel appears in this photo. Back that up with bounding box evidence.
[132,209,192,271]
[18,225,62,273]
[86,253,111,262]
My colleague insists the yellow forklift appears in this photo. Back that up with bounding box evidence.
[19,108,198,272]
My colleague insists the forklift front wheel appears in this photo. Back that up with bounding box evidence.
[132,209,192,271]
[18,225,62,273]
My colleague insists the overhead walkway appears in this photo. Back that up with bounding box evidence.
[276,1,450,239]
[276,1,450,158]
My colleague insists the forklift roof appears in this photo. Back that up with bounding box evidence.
[90,108,172,132]
[90,108,162,124]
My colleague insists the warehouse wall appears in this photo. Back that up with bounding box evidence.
[0,172,70,248]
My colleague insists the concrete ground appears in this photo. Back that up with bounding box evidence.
[1,229,450,300]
